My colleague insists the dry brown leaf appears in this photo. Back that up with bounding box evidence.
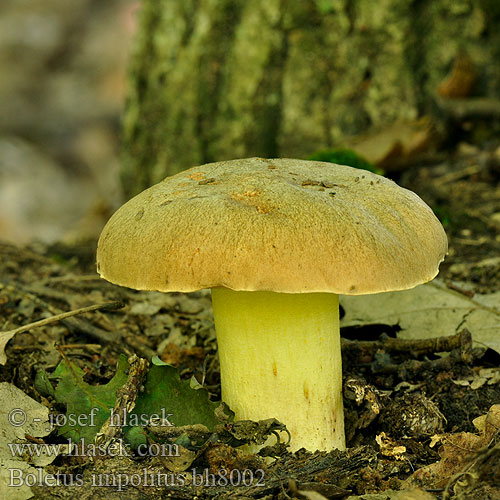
[0,331,17,365]
[347,488,436,499]
[406,404,500,489]
[345,117,434,171]
[297,490,329,500]
[376,432,407,459]
[341,280,500,355]
[437,50,476,99]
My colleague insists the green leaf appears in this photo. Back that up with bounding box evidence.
[124,425,147,450]
[124,360,225,447]
[52,355,129,442]
[315,0,335,14]
[34,369,55,397]
[308,148,384,175]
[50,354,230,450]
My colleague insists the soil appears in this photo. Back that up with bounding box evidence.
[0,146,499,500]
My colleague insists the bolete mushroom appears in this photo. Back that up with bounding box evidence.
[96,158,447,452]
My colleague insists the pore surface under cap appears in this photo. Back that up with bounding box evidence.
[97,157,448,294]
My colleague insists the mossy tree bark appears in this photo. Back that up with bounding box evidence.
[122,0,500,198]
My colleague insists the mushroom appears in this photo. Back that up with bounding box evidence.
[96,158,447,452]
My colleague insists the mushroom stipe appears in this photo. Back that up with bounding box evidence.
[212,288,343,451]
[97,157,447,452]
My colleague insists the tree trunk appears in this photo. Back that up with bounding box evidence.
[121,0,500,197]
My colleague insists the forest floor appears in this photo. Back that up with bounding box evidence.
[1,147,499,500]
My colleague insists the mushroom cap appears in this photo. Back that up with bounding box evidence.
[97,158,447,295]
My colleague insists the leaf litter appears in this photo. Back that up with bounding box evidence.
[0,153,499,499]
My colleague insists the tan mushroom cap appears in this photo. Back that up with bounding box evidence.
[97,158,447,295]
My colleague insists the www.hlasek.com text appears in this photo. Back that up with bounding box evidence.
[9,437,179,459]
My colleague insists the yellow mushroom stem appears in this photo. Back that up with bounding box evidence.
[211,287,345,452]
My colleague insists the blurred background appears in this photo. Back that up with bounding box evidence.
[1,0,500,251]
[0,0,137,244]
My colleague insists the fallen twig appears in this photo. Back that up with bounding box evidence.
[0,300,124,364]
[372,347,484,378]
[437,96,500,120]
[1,301,123,338]
[97,354,149,447]
[342,328,472,358]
